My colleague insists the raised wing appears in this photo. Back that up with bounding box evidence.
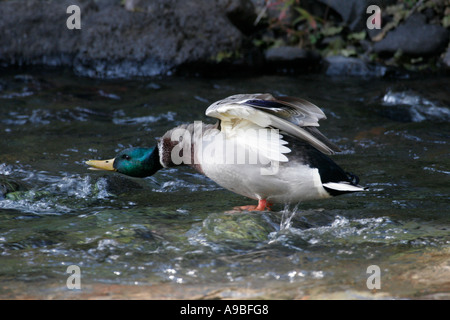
[206,93,341,155]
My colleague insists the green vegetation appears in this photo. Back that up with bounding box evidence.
[253,0,449,70]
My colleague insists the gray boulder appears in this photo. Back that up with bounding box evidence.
[373,13,449,56]
[0,0,246,78]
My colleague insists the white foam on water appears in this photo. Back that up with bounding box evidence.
[382,90,450,122]
[113,111,176,125]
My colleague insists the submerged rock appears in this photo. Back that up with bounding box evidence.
[202,212,275,242]
[5,190,50,202]
[0,177,27,198]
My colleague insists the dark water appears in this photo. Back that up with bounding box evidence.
[0,68,449,299]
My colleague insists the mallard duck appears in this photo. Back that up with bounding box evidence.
[86,93,366,211]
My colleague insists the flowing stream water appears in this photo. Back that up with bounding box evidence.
[0,68,449,299]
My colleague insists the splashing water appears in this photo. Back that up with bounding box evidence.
[279,203,301,231]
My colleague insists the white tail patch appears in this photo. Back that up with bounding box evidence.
[322,182,366,192]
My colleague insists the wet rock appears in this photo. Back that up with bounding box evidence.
[5,191,50,202]
[324,55,387,77]
[202,212,274,242]
[395,247,450,298]
[373,13,449,56]
[0,0,244,78]
[0,177,27,198]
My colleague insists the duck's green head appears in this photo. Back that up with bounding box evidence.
[86,147,162,178]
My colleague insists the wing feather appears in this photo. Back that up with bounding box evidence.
[206,93,341,155]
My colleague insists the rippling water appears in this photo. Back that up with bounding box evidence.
[0,68,449,299]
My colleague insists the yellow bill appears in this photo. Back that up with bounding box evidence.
[85,158,116,171]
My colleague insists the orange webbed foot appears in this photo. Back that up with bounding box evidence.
[227,199,272,213]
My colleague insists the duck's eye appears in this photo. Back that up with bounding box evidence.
[121,154,131,160]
